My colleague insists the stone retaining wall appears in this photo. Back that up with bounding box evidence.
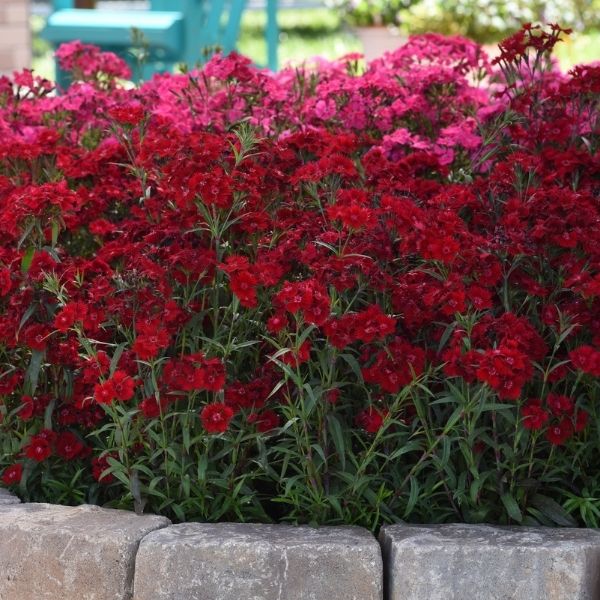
[379,524,600,600]
[0,490,599,600]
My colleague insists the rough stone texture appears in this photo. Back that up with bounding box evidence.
[0,503,170,600]
[380,524,600,600]
[134,522,383,600]
[0,488,20,505]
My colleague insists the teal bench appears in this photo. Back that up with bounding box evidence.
[41,0,279,87]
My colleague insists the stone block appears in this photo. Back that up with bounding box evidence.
[380,523,600,600]
[0,488,20,505]
[0,503,170,600]
[134,522,383,600]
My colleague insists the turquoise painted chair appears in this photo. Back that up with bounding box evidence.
[42,0,279,88]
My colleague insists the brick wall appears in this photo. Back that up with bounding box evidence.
[0,0,30,76]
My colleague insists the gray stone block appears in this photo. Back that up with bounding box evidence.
[380,523,600,600]
[0,503,170,600]
[134,522,383,600]
[0,488,20,505]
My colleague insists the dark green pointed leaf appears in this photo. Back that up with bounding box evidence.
[501,492,523,523]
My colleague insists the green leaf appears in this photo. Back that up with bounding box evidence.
[109,343,127,377]
[51,220,60,247]
[105,458,129,486]
[44,397,56,430]
[339,353,363,382]
[268,355,305,388]
[311,443,327,466]
[327,494,343,517]
[24,350,45,396]
[388,440,422,461]
[530,494,577,527]
[182,421,191,453]
[130,470,146,515]
[182,474,191,498]
[403,476,420,518]
[197,454,208,482]
[327,414,346,470]
[438,435,451,469]
[445,406,463,431]
[501,492,523,523]
[21,247,35,274]
[302,383,318,416]
[17,304,37,336]
[437,320,457,354]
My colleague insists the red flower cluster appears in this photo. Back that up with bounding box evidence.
[221,255,260,308]
[362,338,426,393]
[94,371,137,405]
[162,354,226,392]
[274,279,331,326]
[323,305,396,348]
[132,319,171,361]
[521,394,588,446]
[247,409,280,433]
[91,453,116,483]
[472,342,532,401]
[22,429,88,463]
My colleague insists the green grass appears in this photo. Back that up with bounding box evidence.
[554,29,600,69]
[238,8,361,67]
[31,9,599,80]
[31,14,56,81]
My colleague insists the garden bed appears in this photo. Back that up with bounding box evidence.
[0,25,599,532]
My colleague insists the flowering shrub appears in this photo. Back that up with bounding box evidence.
[1,25,599,529]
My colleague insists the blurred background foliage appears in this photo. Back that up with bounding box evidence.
[403,0,600,41]
[31,0,600,79]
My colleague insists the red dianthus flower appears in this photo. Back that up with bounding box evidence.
[1,463,23,485]
[248,409,280,432]
[200,403,234,434]
[110,370,136,401]
[24,432,54,462]
[55,431,85,460]
[546,418,574,446]
[356,406,388,434]
[521,400,549,430]
[94,380,116,405]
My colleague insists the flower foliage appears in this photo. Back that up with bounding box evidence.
[0,25,599,528]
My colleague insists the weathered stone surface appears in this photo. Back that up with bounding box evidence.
[134,522,383,600]
[0,488,20,505]
[0,503,170,600]
[380,523,600,600]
